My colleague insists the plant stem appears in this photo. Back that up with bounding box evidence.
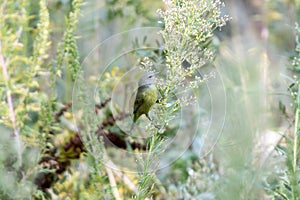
[0,43,22,167]
[292,84,300,200]
[106,166,121,200]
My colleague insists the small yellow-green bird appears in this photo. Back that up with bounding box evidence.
[131,71,158,130]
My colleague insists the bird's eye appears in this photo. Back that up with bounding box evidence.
[148,75,153,78]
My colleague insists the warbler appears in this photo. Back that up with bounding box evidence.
[131,71,158,129]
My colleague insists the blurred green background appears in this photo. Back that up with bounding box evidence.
[0,0,300,199]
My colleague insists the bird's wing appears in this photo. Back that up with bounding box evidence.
[133,97,144,114]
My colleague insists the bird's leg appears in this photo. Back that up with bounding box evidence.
[146,114,160,130]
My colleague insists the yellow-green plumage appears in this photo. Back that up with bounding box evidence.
[132,72,158,124]
[133,84,157,122]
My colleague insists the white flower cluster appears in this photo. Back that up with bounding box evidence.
[138,57,155,71]
[152,0,229,129]
[188,71,216,89]
[157,0,229,85]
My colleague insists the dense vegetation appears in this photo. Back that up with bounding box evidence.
[0,0,299,199]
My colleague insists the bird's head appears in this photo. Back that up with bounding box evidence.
[138,71,159,87]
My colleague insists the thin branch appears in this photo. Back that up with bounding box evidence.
[95,97,111,113]
[107,160,138,194]
[55,102,72,122]
[0,42,22,166]
[105,165,121,200]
